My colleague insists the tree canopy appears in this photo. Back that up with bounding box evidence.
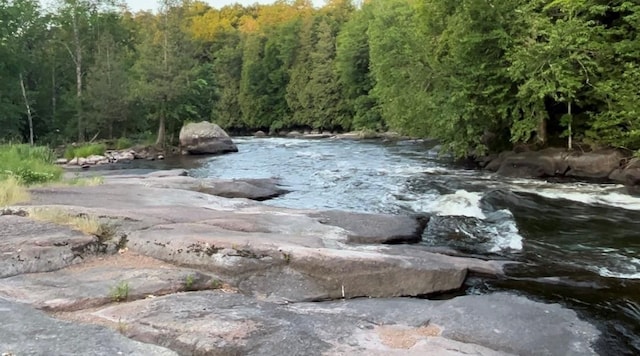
[1,0,639,157]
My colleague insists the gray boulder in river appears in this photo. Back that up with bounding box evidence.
[179,121,238,155]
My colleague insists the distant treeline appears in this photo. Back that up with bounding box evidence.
[1,0,639,157]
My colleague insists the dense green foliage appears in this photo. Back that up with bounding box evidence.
[1,0,640,157]
[0,145,62,184]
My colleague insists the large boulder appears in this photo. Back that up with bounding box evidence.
[565,149,625,179]
[609,157,640,194]
[497,148,568,178]
[179,121,238,155]
[491,148,629,181]
[623,158,640,187]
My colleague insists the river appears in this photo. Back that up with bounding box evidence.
[134,137,640,354]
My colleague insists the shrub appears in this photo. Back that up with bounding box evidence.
[110,281,130,302]
[129,131,156,146]
[0,144,62,185]
[115,137,132,150]
[64,143,107,160]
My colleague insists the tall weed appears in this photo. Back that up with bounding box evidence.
[0,144,62,185]
[0,176,30,206]
[64,143,106,159]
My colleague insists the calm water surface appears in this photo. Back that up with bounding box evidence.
[142,137,639,354]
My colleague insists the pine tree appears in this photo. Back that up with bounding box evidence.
[85,32,130,138]
[335,2,381,130]
[303,18,348,131]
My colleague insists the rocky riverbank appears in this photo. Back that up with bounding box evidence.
[0,170,601,355]
[478,148,640,193]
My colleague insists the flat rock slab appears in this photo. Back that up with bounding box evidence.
[0,253,221,311]
[0,215,98,278]
[0,297,176,356]
[310,293,600,356]
[126,222,477,301]
[310,210,429,244]
[79,290,597,356]
[27,185,254,211]
[104,174,289,201]
[19,179,505,302]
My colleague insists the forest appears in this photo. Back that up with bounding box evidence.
[1,0,639,158]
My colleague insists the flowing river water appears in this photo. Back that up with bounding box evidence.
[133,137,639,354]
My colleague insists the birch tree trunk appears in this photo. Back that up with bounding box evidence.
[73,9,84,142]
[567,101,573,150]
[19,72,34,145]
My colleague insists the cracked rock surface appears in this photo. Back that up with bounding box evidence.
[0,170,600,355]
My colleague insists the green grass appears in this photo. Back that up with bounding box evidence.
[110,281,130,302]
[129,131,156,146]
[0,144,62,185]
[64,143,106,160]
[63,176,105,187]
[115,137,132,150]
[185,274,195,290]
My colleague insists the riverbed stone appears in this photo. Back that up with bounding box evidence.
[179,121,238,155]
[75,290,597,356]
[0,297,176,356]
